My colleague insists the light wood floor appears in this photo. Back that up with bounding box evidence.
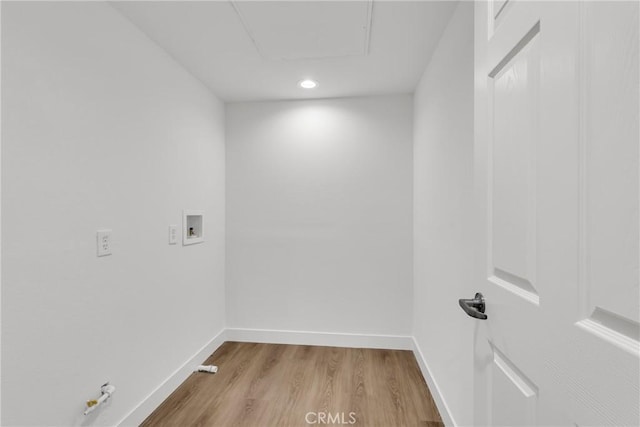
[141,342,443,427]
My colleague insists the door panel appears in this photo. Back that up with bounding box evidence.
[489,343,538,426]
[474,1,639,426]
[490,21,540,303]
[493,0,509,19]
[577,0,639,345]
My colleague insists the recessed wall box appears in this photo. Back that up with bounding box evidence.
[183,210,204,245]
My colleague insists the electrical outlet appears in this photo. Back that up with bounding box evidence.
[168,225,178,245]
[97,230,112,257]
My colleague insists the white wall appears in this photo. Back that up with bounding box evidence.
[1,2,225,425]
[413,2,474,426]
[0,2,3,422]
[226,96,413,338]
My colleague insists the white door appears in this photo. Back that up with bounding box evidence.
[471,1,639,425]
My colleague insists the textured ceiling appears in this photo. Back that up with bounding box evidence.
[111,1,458,102]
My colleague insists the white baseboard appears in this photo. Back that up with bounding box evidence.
[411,337,456,427]
[226,327,413,350]
[117,329,227,426]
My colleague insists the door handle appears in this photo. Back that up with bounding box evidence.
[459,292,487,320]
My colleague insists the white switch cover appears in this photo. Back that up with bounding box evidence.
[97,230,112,257]
[168,225,178,245]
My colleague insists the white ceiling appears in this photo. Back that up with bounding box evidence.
[232,1,373,60]
[111,1,457,102]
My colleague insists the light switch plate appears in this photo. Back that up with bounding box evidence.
[168,225,178,245]
[97,230,112,257]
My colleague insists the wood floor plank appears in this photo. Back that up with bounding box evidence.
[141,342,443,427]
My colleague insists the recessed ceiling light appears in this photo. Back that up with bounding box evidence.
[299,79,318,89]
